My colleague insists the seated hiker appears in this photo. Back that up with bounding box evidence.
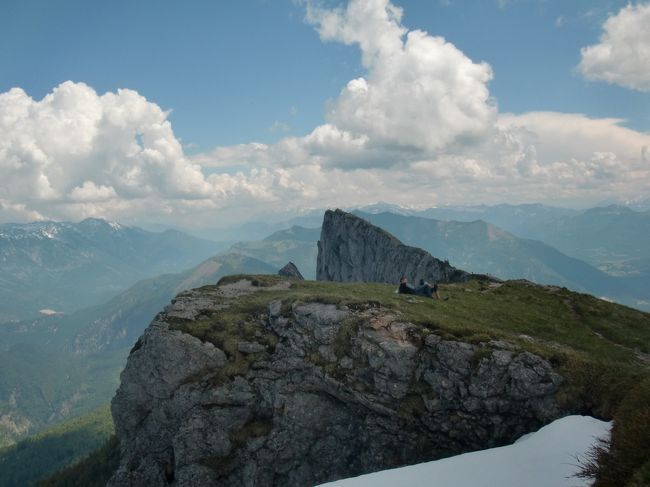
[432,281,442,300]
[398,276,417,295]
[415,279,435,298]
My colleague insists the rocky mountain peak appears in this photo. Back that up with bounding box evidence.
[316,209,478,285]
[277,261,304,280]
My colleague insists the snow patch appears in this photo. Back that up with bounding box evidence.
[318,415,610,487]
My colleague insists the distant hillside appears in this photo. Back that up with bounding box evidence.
[414,204,650,272]
[0,218,225,322]
[226,225,319,279]
[0,253,275,447]
[0,405,113,487]
[355,211,647,310]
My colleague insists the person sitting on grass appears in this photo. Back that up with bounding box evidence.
[398,276,417,295]
[427,281,447,300]
[415,279,436,298]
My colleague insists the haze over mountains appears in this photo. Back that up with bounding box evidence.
[0,252,275,447]
[229,206,650,311]
[207,203,650,280]
[0,218,225,322]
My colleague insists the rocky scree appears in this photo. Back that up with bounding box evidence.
[108,277,564,487]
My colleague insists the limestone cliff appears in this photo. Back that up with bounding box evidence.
[108,276,563,487]
[317,209,479,284]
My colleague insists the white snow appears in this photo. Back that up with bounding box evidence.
[317,415,610,487]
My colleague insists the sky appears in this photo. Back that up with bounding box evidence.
[1,0,649,228]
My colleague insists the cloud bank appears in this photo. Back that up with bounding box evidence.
[579,3,650,91]
[1,0,649,228]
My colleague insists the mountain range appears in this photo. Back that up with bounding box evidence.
[231,211,649,311]
[0,207,649,485]
[348,203,650,277]
[0,218,226,322]
[352,211,648,310]
[0,252,275,448]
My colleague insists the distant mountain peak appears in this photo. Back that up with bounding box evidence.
[79,217,124,231]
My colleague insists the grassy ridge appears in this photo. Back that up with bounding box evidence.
[205,276,650,370]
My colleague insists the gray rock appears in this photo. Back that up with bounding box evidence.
[238,341,267,354]
[278,262,305,280]
[316,209,478,285]
[109,278,565,487]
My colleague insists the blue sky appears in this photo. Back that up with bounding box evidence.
[0,0,649,226]
[2,0,645,149]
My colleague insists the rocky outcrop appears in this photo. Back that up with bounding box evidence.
[278,262,304,280]
[109,277,563,487]
[317,209,478,285]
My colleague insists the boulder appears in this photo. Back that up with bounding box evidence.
[278,262,304,280]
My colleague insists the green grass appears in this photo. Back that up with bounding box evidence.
[0,404,113,487]
[172,277,650,391]
[183,276,650,369]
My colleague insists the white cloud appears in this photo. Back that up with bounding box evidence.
[306,0,496,156]
[2,1,650,229]
[191,0,650,215]
[69,181,118,202]
[578,3,650,91]
[0,82,284,225]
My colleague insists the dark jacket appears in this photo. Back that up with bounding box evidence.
[398,282,416,295]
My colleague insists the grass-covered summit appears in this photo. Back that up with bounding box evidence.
[36,275,650,487]
[193,275,649,373]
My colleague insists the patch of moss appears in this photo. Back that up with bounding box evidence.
[170,299,278,387]
[331,316,364,360]
[229,419,272,447]
[398,394,427,418]
[199,454,236,475]
[470,347,494,369]
[216,274,280,287]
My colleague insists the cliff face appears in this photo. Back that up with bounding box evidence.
[316,209,473,285]
[108,277,563,487]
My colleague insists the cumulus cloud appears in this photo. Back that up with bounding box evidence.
[191,0,650,214]
[305,0,495,157]
[578,3,650,91]
[2,0,650,228]
[0,82,289,224]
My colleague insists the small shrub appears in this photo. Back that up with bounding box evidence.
[577,377,650,486]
